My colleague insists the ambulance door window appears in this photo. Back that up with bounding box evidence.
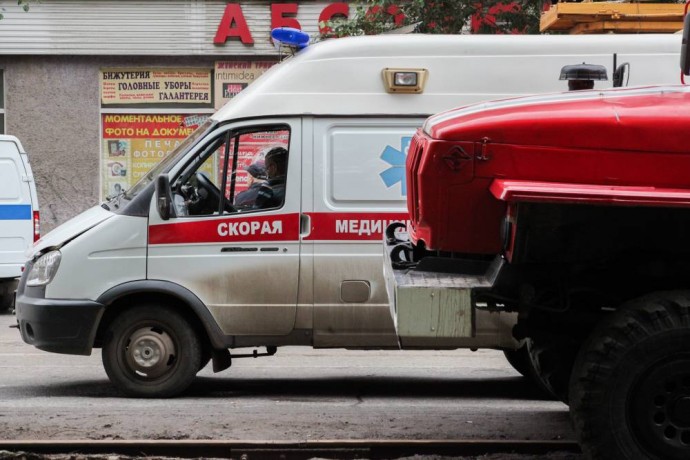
[172,131,234,217]
[221,128,290,212]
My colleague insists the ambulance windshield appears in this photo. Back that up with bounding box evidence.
[124,118,217,199]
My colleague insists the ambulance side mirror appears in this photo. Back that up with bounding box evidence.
[681,14,690,76]
[155,173,173,221]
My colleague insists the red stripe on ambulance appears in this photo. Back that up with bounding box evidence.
[304,212,409,241]
[149,213,300,244]
[148,212,410,244]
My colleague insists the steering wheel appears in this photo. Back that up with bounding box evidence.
[195,172,237,213]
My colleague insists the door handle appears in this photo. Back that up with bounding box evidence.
[300,213,311,238]
[221,247,258,252]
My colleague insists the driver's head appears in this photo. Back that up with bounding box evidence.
[264,147,288,179]
[245,161,266,186]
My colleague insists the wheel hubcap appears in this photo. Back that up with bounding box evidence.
[630,356,690,457]
[125,327,176,379]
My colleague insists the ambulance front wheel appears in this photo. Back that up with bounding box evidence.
[102,305,202,398]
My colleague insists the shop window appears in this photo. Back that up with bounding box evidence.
[99,63,279,200]
[100,68,214,199]
[101,113,211,198]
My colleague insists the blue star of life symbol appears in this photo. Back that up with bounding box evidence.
[379,136,412,196]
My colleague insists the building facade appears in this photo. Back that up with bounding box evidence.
[0,0,351,231]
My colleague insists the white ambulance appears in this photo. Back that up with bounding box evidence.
[0,135,39,311]
[15,33,682,396]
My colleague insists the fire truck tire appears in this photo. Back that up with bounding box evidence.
[102,305,202,398]
[503,345,531,378]
[504,341,556,399]
[527,336,579,403]
[569,292,690,460]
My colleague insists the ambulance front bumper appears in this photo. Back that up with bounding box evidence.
[14,272,104,356]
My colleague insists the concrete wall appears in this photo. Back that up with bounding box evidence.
[0,55,217,233]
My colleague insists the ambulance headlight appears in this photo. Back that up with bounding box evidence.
[27,250,61,286]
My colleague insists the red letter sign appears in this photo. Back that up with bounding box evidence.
[214,4,254,45]
[318,2,349,34]
[271,3,301,30]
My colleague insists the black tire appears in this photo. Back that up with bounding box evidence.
[102,305,202,398]
[569,292,690,460]
[0,292,13,313]
[528,334,581,403]
[504,341,558,399]
[0,279,16,313]
[504,344,531,378]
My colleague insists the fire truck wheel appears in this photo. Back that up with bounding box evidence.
[503,345,531,378]
[528,335,580,403]
[569,292,690,460]
[504,341,556,399]
[102,305,202,398]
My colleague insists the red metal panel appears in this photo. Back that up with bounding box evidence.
[490,180,690,207]
[408,86,690,254]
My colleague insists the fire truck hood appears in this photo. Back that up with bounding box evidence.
[423,85,690,154]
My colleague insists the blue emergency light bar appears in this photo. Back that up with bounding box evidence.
[271,27,310,50]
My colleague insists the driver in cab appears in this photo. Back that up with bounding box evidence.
[254,147,287,209]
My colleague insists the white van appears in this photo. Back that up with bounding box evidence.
[15,33,682,396]
[0,135,39,311]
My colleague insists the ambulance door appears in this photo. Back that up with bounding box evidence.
[309,118,423,347]
[148,120,301,336]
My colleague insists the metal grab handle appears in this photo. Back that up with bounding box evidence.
[390,243,415,269]
[385,222,407,245]
[300,213,312,238]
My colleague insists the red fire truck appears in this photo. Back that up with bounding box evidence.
[384,19,690,460]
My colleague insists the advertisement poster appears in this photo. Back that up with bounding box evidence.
[101,68,212,105]
[101,114,210,198]
[214,61,276,109]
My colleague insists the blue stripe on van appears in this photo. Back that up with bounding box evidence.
[0,204,32,220]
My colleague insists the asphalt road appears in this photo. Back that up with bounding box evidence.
[0,311,577,453]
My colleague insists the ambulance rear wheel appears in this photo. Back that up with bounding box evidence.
[570,292,690,460]
[102,305,202,398]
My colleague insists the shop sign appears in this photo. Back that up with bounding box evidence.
[214,2,350,45]
[214,61,277,109]
[101,114,210,198]
[100,68,212,105]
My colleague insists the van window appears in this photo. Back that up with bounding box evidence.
[124,118,216,200]
[223,128,290,212]
[171,126,289,217]
[172,132,228,217]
